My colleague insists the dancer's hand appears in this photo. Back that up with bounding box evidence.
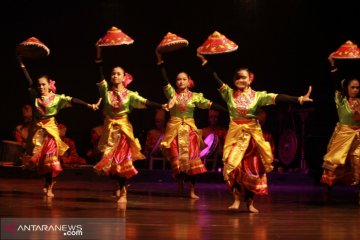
[89,98,102,111]
[162,103,170,111]
[328,52,335,67]
[299,86,313,105]
[16,55,25,68]
[95,39,102,60]
[155,47,163,65]
[196,47,207,65]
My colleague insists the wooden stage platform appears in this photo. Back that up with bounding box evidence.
[0,166,359,239]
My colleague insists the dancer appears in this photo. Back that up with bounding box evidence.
[94,42,165,203]
[321,53,360,203]
[197,50,312,212]
[156,48,227,199]
[16,55,100,198]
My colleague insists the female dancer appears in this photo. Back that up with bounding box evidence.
[17,55,100,197]
[321,53,360,203]
[156,48,227,199]
[94,42,165,203]
[197,50,313,212]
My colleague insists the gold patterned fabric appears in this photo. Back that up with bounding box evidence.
[161,117,204,150]
[97,115,145,162]
[223,119,273,181]
[160,117,206,174]
[323,123,360,169]
[321,89,360,186]
[23,117,67,177]
[94,115,145,177]
[27,117,69,157]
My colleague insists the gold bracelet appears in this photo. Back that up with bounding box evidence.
[95,59,103,63]
[157,60,164,65]
[201,60,208,66]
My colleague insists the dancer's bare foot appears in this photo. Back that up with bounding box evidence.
[189,183,199,199]
[46,190,54,198]
[117,186,127,203]
[246,199,259,213]
[117,196,127,203]
[190,190,199,199]
[115,189,121,198]
[45,181,56,197]
[228,200,240,209]
[350,180,359,186]
[247,204,259,213]
[117,202,127,211]
[228,188,241,209]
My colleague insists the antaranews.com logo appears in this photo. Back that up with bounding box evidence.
[1,217,125,240]
[5,222,83,235]
[1,218,86,239]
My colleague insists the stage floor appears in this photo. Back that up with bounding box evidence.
[0,168,360,239]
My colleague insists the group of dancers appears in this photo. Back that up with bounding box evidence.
[15,37,360,213]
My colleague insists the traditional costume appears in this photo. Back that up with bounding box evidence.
[321,66,360,186]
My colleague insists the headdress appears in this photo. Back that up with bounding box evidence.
[123,72,133,87]
[187,76,194,88]
[49,79,56,93]
[249,72,254,83]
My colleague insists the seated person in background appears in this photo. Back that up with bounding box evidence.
[201,109,228,162]
[14,104,33,146]
[257,107,275,155]
[86,123,104,164]
[58,123,87,166]
[144,109,166,157]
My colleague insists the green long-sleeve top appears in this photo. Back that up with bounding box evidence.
[97,80,147,118]
[164,84,212,118]
[219,84,276,120]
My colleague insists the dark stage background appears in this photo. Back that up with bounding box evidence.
[0,0,359,172]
